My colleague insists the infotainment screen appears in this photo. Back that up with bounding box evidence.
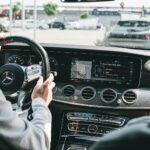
[71,56,141,87]
[71,60,92,79]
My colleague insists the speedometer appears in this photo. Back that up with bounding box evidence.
[7,55,25,65]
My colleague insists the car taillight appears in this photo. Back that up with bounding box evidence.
[145,34,150,39]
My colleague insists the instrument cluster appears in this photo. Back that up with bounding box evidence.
[4,52,60,77]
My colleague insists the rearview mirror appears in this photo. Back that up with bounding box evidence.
[61,0,114,2]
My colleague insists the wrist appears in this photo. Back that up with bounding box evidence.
[32,97,47,107]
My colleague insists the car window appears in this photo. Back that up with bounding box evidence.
[118,21,135,27]
[0,0,150,49]
[137,21,150,27]
[118,21,150,27]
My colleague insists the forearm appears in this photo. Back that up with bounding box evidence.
[30,98,52,149]
[0,97,51,150]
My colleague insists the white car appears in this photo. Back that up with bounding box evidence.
[104,18,150,48]
[65,18,103,30]
[65,21,79,29]
[25,20,49,30]
[0,18,9,32]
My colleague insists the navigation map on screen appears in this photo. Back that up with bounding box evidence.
[71,60,92,79]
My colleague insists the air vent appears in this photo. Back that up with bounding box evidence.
[101,88,117,103]
[122,90,137,104]
[62,85,75,97]
[81,86,96,101]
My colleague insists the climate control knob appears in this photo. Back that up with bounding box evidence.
[88,124,98,134]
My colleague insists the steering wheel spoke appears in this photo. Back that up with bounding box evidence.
[24,64,42,82]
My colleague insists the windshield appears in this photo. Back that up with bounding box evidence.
[0,0,150,49]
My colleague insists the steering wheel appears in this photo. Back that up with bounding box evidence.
[0,36,50,110]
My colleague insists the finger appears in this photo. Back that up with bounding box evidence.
[46,94,53,106]
[43,84,49,101]
[49,73,54,81]
[36,76,43,87]
[48,82,55,90]
[43,82,55,99]
[46,73,54,82]
[43,74,54,86]
[48,94,53,104]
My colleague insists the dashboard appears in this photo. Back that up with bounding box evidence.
[2,47,141,87]
[1,45,150,109]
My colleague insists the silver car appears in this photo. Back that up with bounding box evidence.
[104,18,150,49]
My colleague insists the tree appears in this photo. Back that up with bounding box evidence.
[43,3,58,28]
[12,2,21,19]
[80,11,89,19]
[43,3,58,16]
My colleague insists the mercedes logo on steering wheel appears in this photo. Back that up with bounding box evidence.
[0,71,15,86]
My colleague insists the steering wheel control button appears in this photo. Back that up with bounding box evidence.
[26,65,42,82]
[0,64,24,95]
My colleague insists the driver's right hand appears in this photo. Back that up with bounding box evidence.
[31,74,55,106]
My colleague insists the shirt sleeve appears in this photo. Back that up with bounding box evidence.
[0,90,52,150]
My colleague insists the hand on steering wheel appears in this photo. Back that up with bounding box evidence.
[0,36,50,110]
[32,74,55,106]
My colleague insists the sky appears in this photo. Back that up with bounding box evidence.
[0,0,150,8]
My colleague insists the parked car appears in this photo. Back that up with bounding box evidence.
[0,18,9,32]
[38,22,49,30]
[48,21,65,29]
[104,18,150,48]
[25,20,49,30]
[65,21,78,29]
[0,24,8,32]
[12,20,22,28]
[65,18,103,30]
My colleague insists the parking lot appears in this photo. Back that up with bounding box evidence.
[4,28,106,46]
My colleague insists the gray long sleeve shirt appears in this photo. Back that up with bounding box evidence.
[0,90,51,150]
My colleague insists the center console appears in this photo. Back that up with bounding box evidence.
[56,112,129,150]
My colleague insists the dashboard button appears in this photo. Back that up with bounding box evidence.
[68,123,78,132]
[88,124,98,134]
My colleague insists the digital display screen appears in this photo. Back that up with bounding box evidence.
[71,60,92,79]
[70,57,140,87]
